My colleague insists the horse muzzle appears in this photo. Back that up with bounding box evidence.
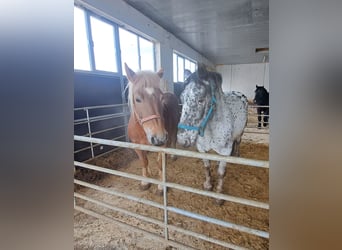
[177,133,192,148]
[150,132,168,146]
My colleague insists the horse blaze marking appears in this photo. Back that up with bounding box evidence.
[145,87,154,95]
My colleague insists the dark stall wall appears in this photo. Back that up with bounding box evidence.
[74,72,124,108]
[74,71,128,161]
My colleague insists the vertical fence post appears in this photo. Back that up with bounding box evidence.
[85,108,94,158]
[162,152,169,240]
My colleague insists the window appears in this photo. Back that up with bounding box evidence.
[74,6,155,75]
[173,52,196,82]
[74,7,91,70]
[177,57,184,82]
[139,37,154,71]
[90,16,117,72]
[119,28,139,72]
[173,53,177,82]
[119,28,155,75]
[74,6,118,73]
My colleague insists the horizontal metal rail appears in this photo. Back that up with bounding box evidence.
[74,135,269,248]
[74,166,269,238]
[91,124,126,136]
[75,192,163,226]
[74,103,128,111]
[75,124,126,139]
[167,223,248,250]
[74,135,269,168]
[74,112,130,125]
[75,125,127,140]
[243,130,269,134]
[248,105,269,108]
[74,205,195,250]
[83,147,121,163]
[75,179,164,210]
[74,164,268,210]
[168,206,268,238]
[74,135,126,154]
[74,193,247,250]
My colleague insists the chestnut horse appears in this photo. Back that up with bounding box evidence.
[125,63,180,195]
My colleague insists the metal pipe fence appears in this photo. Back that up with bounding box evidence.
[74,104,269,162]
[74,104,130,160]
[246,105,270,133]
[74,135,269,250]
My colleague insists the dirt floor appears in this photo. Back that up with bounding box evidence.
[74,108,269,250]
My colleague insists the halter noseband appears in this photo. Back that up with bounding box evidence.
[139,114,160,124]
[133,107,161,125]
[178,83,217,137]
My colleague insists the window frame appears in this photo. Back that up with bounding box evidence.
[74,5,155,76]
[173,51,197,82]
[119,27,156,75]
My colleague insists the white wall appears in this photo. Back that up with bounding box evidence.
[75,0,214,92]
[216,63,269,101]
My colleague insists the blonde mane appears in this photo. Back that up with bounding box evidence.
[127,71,163,112]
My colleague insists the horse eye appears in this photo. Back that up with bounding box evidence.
[135,97,142,103]
[198,99,204,104]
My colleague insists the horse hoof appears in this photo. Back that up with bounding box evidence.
[155,189,163,196]
[203,184,213,191]
[215,199,224,206]
[140,183,151,191]
[156,187,168,196]
[170,155,177,161]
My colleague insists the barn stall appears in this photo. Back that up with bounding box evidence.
[74,0,269,249]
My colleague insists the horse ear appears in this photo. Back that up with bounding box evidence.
[157,68,164,78]
[256,84,259,88]
[125,63,136,82]
[216,73,222,85]
[197,63,208,79]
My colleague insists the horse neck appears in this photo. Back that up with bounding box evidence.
[261,91,269,105]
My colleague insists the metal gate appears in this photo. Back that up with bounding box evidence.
[74,135,269,250]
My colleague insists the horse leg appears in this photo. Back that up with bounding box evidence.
[263,108,269,127]
[156,151,166,196]
[215,142,234,205]
[202,159,213,191]
[169,131,178,161]
[232,137,242,157]
[135,149,151,190]
[257,108,262,128]
[215,161,227,205]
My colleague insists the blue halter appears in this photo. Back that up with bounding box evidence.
[178,84,217,137]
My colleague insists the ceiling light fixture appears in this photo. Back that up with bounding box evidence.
[255,47,269,53]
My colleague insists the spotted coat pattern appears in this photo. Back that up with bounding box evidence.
[177,64,248,204]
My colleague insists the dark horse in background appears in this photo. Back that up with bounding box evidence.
[253,85,269,128]
[174,69,192,103]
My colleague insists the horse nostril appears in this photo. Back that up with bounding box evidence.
[151,136,156,145]
[184,139,190,147]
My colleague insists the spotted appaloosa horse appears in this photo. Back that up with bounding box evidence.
[125,63,180,195]
[253,85,269,128]
[177,64,248,204]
